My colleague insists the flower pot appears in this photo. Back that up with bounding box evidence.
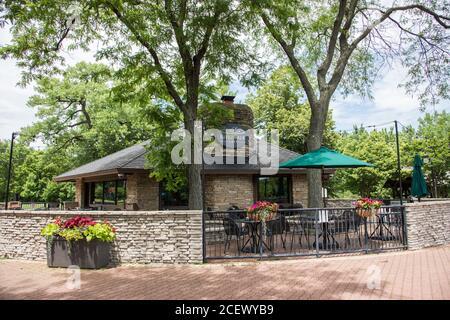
[356,208,378,218]
[46,237,111,269]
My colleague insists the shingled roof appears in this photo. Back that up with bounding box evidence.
[54,141,150,182]
[54,140,307,182]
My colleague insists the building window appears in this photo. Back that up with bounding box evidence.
[116,180,126,206]
[257,176,291,204]
[89,180,126,206]
[93,183,103,204]
[159,181,188,210]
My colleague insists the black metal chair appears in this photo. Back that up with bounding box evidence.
[222,217,250,254]
[265,215,290,252]
[332,210,363,248]
[289,210,314,251]
[227,206,247,220]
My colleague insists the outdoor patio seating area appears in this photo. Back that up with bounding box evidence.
[204,206,406,259]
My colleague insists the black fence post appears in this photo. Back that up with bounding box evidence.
[202,211,206,263]
[259,223,263,260]
[315,209,320,257]
[401,206,408,249]
[364,217,369,254]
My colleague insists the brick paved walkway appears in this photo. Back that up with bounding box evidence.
[1,246,449,300]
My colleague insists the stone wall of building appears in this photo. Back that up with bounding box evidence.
[324,199,354,208]
[405,201,450,250]
[0,210,203,264]
[126,173,159,210]
[74,178,84,206]
[204,175,254,210]
[292,174,309,207]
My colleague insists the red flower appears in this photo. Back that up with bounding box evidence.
[63,216,97,228]
[54,216,63,227]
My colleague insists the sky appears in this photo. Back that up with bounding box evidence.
[0,29,449,140]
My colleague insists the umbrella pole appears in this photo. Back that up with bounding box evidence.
[321,167,324,207]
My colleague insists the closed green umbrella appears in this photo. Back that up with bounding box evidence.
[279,146,373,168]
[411,154,428,200]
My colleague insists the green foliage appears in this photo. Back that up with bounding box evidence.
[0,138,31,201]
[83,223,116,242]
[24,62,154,165]
[247,66,338,153]
[40,223,60,239]
[329,111,450,198]
[14,149,74,202]
[145,96,234,192]
[41,219,115,242]
[404,111,450,197]
[329,128,404,198]
[252,0,449,106]
[58,227,84,242]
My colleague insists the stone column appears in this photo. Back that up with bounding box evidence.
[126,173,159,210]
[74,178,85,208]
[292,174,309,207]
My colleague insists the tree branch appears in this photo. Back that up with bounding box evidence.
[318,0,347,88]
[164,0,193,77]
[259,11,317,106]
[107,2,186,112]
[388,16,450,55]
[351,5,449,51]
[194,8,222,63]
[329,3,449,92]
[339,0,358,51]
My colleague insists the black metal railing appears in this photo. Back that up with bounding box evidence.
[203,206,407,260]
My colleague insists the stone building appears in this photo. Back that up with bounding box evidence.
[55,96,320,210]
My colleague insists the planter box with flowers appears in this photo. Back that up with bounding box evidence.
[247,201,278,222]
[247,201,279,238]
[41,216,116,269]
[353,198,383,218]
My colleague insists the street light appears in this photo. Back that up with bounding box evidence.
[4,132,19,210]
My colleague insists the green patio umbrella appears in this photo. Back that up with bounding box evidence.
[279,146,373,169]
[411,154,428,200]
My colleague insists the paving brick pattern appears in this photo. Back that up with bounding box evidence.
[1,245,449,300]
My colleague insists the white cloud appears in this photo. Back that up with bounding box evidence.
[332,62,450,131]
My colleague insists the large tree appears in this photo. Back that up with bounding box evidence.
[253,0,449,207]
[24,62,154,165]
[247,65,338,154]
[1,0,254,209]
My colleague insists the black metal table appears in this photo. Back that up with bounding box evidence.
[312,210,340,250]
[314,222,340,250]
[235,219,270,254]
[369,212,397,241]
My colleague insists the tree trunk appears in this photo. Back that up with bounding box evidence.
[188,162,203,210]
[306,100,328,208]
[184,108,203,210]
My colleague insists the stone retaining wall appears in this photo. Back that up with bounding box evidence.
[404,201,450,250]
[0,210,203,264]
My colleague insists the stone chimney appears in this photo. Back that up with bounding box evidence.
[220,95,254,129]
[221,95,235,105]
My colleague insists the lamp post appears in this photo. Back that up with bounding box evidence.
[4,132,19,210]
